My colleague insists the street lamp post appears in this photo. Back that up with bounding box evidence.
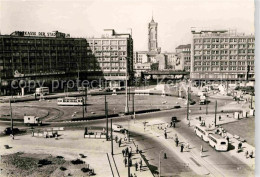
[9,99,13,135]
[125,58,129,114]
[105,95,108,141]
[186,87,190,120]
[159,150,165,177]
[214,100,217,127]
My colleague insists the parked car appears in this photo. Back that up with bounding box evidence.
[3,127,19,135]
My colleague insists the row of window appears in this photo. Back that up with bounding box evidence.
[194,66,253,71]
[194,38,255,44]
[195,49,254,55]
[88,40,127,46]
[194,44,254,49]
[194,55,254,60]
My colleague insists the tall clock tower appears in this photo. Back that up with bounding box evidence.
[148,16,159,53]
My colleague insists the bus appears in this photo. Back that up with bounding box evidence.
[57,97,84,106]
[35,87,49,96]
[194,125,213,142]
[208,133,228,151]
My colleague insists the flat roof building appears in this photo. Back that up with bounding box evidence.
[0,31,92,95]
[86,29,133,88]
[190,29,255,82]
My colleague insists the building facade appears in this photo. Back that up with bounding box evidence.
[133,51,149,63]
[86,30,133,88]
[175,44,191,71]
[191,29,255,82]
[134,62,151,77]
[0,31,91,95]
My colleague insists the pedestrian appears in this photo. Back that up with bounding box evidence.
[129,146,132,153]
[238,142,242,150]
[124,157,127,167]
[129,158,132,167]
[119,139,122,147]
[170,122,173,127]
[164,132,167,139]
[180,144,184,152]
[175,138,179,147]
[115,135,118,143]
[129,152,132,158]
[126,147,129,156]
[136,145,139,153]
[135,162,138,171]
[245,150,249,158]
[188,121,190,127]
[173,122,176,128]
[249,150,254,158]
[139,159,142,167]
[201,145,203,152]
[122,149,125,157]
[226,136,229,143]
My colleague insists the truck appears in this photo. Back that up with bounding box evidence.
[24,115,42,126]
[199,95,207,105]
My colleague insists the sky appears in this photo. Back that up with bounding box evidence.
[0,0,255,52]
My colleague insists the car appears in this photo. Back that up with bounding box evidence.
[3,127,19,135]
[112,124,127,133]
[171,117,178,122]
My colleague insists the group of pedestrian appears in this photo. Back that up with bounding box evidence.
[245,150,254,159]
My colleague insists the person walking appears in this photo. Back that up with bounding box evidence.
[136,145,139,153]
[249,150,254,158]
[175,138,179,147]
[180,144,184,152]
[122,149,125,157]
[129,158,132,167]
[139,159,142,171]
[126,147,129,156]
[245,150,249,158]
[124,157,127,167]
[164,132,167,139]
[173,122,176,128]
[135,162,138,171]
[115,135,118,143]
[129,146,132,153]
[119,138,122,147]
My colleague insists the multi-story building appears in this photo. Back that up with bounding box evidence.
[86,29,133,88]
[0,31,92,95]
[164,52,182,70]
[133,51,149,63]
[191,29,255,82]
[134,63,151,77]
[175,44,191,71]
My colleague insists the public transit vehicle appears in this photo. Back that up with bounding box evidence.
[35,87,49,96]
[57,97,84,106]
[194,125,214,142]
[208,133,228,151]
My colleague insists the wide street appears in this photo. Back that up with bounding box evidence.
[0,90,255,177]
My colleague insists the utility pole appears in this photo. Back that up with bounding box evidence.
[186,87,190,120]
[214,100,217,127]
[82,97,84,119]
[132,93,135,117]
[85,87,87,113]
[125,59,129,114]
[111,118,113,155]
[128,151,130,177]
[105,95,108,141]
[10,99,13,135]
[206,96,208,115]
